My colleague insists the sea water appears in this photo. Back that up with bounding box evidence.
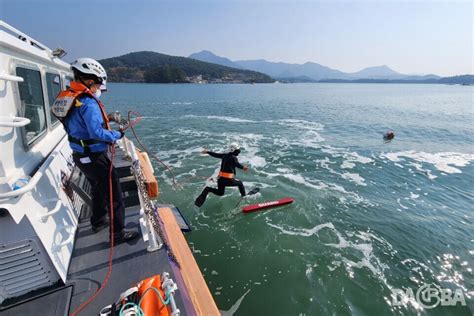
[104,83,473,315]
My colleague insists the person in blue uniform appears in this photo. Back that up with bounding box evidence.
[54,58,138,244]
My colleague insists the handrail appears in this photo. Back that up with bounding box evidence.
[0,20,49,53]
[0,152,58,200]
[0,72,24,82]
[52,225,75,251]
[37,200,63,223]
[0,116,30,127]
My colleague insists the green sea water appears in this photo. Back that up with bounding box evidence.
[104,83,473,315]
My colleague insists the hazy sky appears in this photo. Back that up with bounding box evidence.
[1,0,472,76]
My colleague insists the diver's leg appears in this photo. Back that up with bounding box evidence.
[225,178,246,197]
[236,179,246,197]
[195,187,210,207]
[212,178,227,196]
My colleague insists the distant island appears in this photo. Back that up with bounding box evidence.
[99,51,274,84]
[189,50,474,85]
[318,75,474,85]
[98,50,474,85]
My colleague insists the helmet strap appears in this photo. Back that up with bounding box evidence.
[79,77,95,90]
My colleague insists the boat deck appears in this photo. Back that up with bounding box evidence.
[67,207,186,315]
[0,206,187,315]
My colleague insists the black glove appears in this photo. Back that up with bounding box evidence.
[108,111,121,123]
[118,130,125,139]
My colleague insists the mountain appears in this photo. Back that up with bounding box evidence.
[189,50,443,81]
[347,65,403,79]
[100,51,274,83]
[188,50,242,69]
[232,60,296,78]
[279,62,347,80]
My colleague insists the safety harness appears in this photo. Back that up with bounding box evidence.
[52,81,111,153]
[218,171,235,179]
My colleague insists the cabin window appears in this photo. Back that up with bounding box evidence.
[46,73,61,125]
[16,67,47,144]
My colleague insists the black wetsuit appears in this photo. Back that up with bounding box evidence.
[195,151,246,207]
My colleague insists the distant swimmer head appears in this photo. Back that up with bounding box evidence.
[71,57,108,92]
[229,142,241,155]
[384,131,395,141]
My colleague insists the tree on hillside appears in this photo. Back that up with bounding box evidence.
[144,65,187,83]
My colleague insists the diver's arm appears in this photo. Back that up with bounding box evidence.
[233,157,248,171]
[207,151,225,159]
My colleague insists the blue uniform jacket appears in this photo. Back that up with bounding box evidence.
[65,95,121,153]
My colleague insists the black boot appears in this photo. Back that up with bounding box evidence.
[194,192,207,207]
[113,230,139,244]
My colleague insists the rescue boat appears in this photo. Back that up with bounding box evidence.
[0,20,218,315]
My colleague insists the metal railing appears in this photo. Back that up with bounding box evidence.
[0,20,50,53]
[0,72,24,82]
[120,138,163,252]
[0,116,30,127]
[0,152,58,200]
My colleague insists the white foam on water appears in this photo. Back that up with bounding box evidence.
[410,192,420,199]
[267,220,392,289]
[266,221,335,237]
[244,181,276,189]
[407,162,438,179]
[282,173,328,190]
[380,151,474,175]
[341,172,367,186]
[325,232,390,288]
[273,119,326,149]
[207,115,258,123]
[220,289,251,316]
[165,160,182,168]
[174,128,211,138]
[158,145,203,160]
[297,130,325,148]
[316,147,374,185]
[327,261,342,272]
[171,101,195,105]
[245,156,267,168]
[341,161,356,169]
[321,146,374,165]
[276,167,292,173]
[397,198,409,210]
[184,114,257,123]
[271,173,367,206]
[276,119,324,131]
[328,183,366,205]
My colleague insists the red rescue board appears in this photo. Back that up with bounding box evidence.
[242,197,294,213]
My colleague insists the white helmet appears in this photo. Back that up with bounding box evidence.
[229,142,241,152]
[71,57,107,90]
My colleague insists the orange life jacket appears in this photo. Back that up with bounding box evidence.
[51,81,110,129]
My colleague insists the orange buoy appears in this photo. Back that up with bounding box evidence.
[137,275,170,316]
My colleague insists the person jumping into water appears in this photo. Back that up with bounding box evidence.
[194,143,249,207]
